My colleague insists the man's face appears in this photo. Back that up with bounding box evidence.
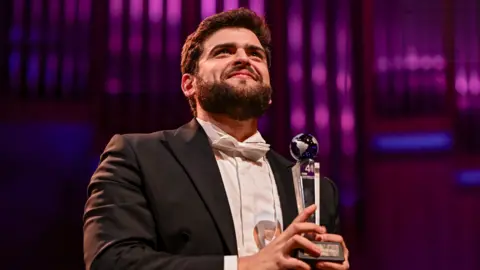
[197,27,270,87]
[192,27,272,120]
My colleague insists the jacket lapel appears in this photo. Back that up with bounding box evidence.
[266,151,298,230]
[165,119,237,255]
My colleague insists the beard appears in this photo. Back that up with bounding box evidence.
[195,76,272,121]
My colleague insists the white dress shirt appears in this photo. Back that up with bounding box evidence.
[196,119,283,270]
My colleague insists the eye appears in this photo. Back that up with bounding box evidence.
[250,51,265,60]
[215,48,232,56]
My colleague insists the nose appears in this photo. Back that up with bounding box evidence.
[233,49,250,65]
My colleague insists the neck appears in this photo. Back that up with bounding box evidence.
[197,110,258,142]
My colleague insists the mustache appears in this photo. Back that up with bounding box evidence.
[222,65,260,81]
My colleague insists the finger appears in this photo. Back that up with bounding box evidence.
[292,204,317,224]
[282,257,312,270]
[284,234,321,257]
[317,234,349,260]
[306,227,326,242]
[280,222,326,241]
[317,234,344,244]
[316,260,350,270]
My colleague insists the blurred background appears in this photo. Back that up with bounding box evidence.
[0,0,479,269]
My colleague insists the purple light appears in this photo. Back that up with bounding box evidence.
[8,51,21,88]
[249,0,264,15]
[79,0,91,22]
[290,108,306,131]
[9,26,22,43]
[130,0,143,20]
[336,71,351,92]
[32,0,42,19]
[29,0,42,43]
[336,27,347,55]
[77,57,89,89]
[13,0,24,23]
[45,53,58,89]
[9,52,21,74]
[311,21,325,55]
[106,78,122,95]
[455,69,468,95]
[341,109,355,132]
[167,0,181,25]
[258,115,269,132]
[419,55,433,70]
[129,0,144,54]
[336,0,355,157]
[408,73,421,89]
[27,53,40,90]
[469,71,480,95]
[310,0,329,156]
[201,0,216,19]
[311,64,327,86]
[129,0,144,93]
[65,0,76,24]
[288,16,302,50]
[110,0,123,17]
[109,0,123,54]
[129,36,143,54]
[109,35,122,54]
[224,0,238,11]
[288,62,303,82]
[393,56,403,70]
[149,37,162,57]
[61,56,74,90]
[432,55,445,70]
[166,0,182,56]
[457,96,469,109]
[149,0,163,57]
[49,0,60,24]
[314,106,329,128]
[435,74,446,87]
[288,0,304,136]
[376,57,388,72]
[148,0,164,94]
[342,135,356,157]
[405,48,420,70]
[149,0,163,23]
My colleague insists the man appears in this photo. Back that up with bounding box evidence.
[83,7,349,270]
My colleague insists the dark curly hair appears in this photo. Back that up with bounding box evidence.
[180,7,272,116]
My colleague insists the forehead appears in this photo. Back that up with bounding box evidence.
[202,27,262,51]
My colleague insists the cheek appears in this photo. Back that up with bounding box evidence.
[252,63,270,84]
[261,69,270,84]
[198,65,224,81]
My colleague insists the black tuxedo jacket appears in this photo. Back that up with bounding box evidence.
[83,119,340,270]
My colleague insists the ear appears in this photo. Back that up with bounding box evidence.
[181,74,195,98]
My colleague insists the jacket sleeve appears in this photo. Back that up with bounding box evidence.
[83,134,224,270]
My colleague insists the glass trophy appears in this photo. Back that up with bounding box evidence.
[290,133,344,263]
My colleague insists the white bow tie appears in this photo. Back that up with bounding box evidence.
[211,135,270,161]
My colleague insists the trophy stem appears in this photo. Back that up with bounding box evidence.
[314,162,320,225]
[291,163,305,214]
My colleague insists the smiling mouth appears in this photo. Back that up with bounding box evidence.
[228,72,256,80]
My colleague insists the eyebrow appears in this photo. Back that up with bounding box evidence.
[208,42,267,57]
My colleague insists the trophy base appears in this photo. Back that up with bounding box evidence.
[296,241,344,263]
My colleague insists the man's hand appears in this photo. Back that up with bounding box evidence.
[238,204,326,270]
[314,233,350,270]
